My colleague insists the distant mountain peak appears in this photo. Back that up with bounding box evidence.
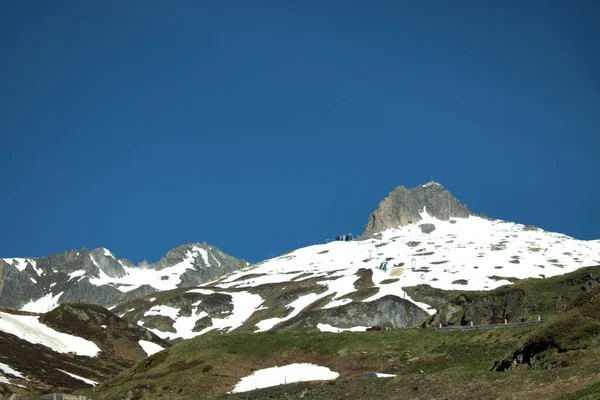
[363,182,473,235]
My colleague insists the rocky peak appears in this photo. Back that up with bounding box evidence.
[363,182,473,236]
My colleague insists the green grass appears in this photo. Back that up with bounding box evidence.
[79,317,600,400]
[79,266,600,400]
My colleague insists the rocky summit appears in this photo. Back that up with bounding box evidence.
[363,181,473,236]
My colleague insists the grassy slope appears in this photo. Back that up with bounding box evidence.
[80,266,600,400]
[406,265,600,325]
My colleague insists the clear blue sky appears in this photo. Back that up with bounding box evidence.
[1,1,598,263]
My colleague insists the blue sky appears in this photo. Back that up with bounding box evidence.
[1,1,598,263]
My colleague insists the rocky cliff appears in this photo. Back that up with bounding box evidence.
[363,181,474,236]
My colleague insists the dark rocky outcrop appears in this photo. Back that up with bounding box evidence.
[273,295,429,331]
[426,286,532,327]
[363,182,474,236]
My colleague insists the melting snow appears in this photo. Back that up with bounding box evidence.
[57,369,98,386]
[147,291,264,339]
[21,292,64,313]
[89,250,200,292]
[317,323,370,332]
[256,293,321,332]
[231,363,339,393]
[197,247,211,267]
[139,340,164,356]
[217,213,600,312]
[0,362,24,378]
[0,311,101,356]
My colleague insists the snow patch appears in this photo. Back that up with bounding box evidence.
[231,363,339,393]
[68,270,86,280]
[0,362,24,378]
[0,311,100,356]
[57,369,98,386]
[317,323,369,332]
[139,340,164,356]
[21,292,64,313]
[197,247,211,267]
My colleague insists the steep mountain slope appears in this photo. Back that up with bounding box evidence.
[0,304,170,395]
[112,209,599,340]
[0,243,248,311]
[363,182,474,236]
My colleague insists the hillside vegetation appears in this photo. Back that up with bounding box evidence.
[79,266,600,400]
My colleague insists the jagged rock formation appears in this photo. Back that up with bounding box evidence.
[363,181,474,236]
[0,243,248,310]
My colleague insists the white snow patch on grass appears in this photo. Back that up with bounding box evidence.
[57,369,98,386]
[231,363,339,393]
[0,311,100,356]
[317,323,369,332]
[139,340,164,356]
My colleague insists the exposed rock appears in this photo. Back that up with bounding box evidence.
[192,316,213,332]
[419,224,436,234]
[363,182,474,236]
[274,295,428,331]
[427,287,531,327]
[141,315,177,333]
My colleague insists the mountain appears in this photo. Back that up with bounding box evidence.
[0,303,169,396]
[80,266,600,400]
[111,208,599,341]
[0,243,248,311]
[2,181,600,398]
[363,182,474,236]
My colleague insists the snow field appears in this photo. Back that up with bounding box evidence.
[0,311,100,356]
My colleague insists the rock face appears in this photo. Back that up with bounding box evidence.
[0,243,248,310]
[273,295,429,331]
[363,182,473,236]
[426,286,531,327]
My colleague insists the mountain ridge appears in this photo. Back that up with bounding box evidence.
[0,242,249,311]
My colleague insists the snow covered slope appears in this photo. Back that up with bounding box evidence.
[0,310,100,356]
[0,304,170,391]
[113,210,599,340]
